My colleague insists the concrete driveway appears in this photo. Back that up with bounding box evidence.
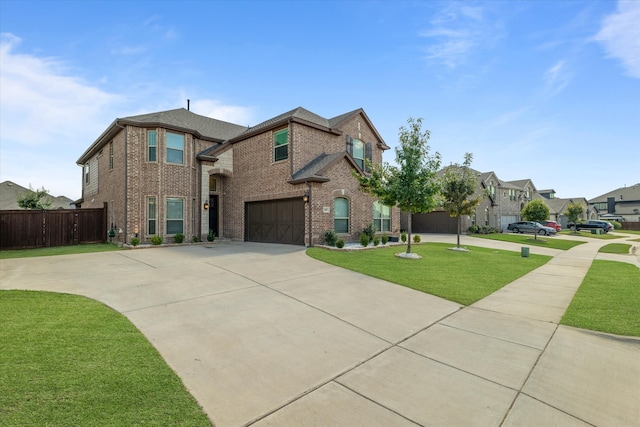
[1,237,639,426]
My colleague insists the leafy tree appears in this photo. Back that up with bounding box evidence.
[354,117,441,254]
[520,199,550,240]
[565,202,585,232]
[17,186,52,210]
[440,153,484,249]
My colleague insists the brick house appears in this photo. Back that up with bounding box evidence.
[75,107,400,246]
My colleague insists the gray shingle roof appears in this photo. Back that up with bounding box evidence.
[589,183,640,203]
[121,108,247,141]
[289,152,356,184]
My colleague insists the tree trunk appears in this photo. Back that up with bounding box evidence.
[457,215,461,248]
[406,213,412,254]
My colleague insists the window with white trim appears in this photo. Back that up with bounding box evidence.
[148,130,157,162]
[147,197,157,235]
[334,197,350,233]
[373,201,391,232]
[166,198,184,234]
[166,132,184,164]
[274,128,288,162]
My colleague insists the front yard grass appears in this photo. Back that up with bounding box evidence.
[599,243,632,254]
[307,243,551,305]
[468,233,586,250]
[0,243,122,259]
[0,290,211,427]
[557,230,623,240]
[561,261,640,336]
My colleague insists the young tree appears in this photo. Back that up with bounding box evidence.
[520,199,550,240]
[17,186,52,210]
[440,153,484,249]
[354,117,441,254]
[565,202,585,232]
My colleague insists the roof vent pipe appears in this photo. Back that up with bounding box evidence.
[187,99,190,111]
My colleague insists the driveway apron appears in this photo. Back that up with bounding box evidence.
[1,236,638,426]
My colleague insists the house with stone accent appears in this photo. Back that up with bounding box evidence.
[75,106,400,246]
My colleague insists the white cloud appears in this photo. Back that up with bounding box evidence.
[420,3,504,68]
[544,60,571,94]
[188,99,254,126]
[594,0,640,78]
[0,33,122,145]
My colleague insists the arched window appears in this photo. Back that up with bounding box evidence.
[373,201,391,232]
[334,198,349,233]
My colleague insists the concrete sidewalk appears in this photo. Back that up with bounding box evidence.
[1,235,638,426]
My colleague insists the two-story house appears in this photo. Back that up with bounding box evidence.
[75,106,399,246]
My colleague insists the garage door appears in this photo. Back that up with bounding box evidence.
[245,198,305,245]
[412,211,457,234]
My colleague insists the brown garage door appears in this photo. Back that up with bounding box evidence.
[412,211,457,234]
[245,198,305,245]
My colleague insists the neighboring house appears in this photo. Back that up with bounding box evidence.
[75,107,399,246]
[538,189,588,228]
[0,181,73,210]
[588,184,640,222]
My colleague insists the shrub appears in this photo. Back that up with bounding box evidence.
[324,230,338,246]
[192,235,201,243]
[610,220,621,230]
[150,235,162,245]
[362,223,376,242]
[373,236,380,246]
[174,233,185,244]
[413,234,421,243]
[381,234,389,244]
[359,233,370,247]
[207,230,216,242]
[336,239,345,248]
[401,231,407,242]
[130,237,140,246]
[468,225,479,233]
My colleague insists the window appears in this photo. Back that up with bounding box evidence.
[509,189,516,201]
[166,132,184,164]
[148,130,157,162]
[352,139,365,169]
[594,202,607,210]
[274,128,288,161]
[166,198,184,234]
[109,141,114,170]
[209,176,217,192]
[488,181,496,199]
[84,163,90,184]
[373,201,391,232]
[485,207,490,226]
[334,197,349,233]
[147,197,157,235]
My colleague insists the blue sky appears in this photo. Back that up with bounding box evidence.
[1,0,638,202]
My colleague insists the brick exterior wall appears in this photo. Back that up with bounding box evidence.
[80,109,399,246]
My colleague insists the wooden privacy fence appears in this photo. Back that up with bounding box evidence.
[620,222,640,231]
[0,207,107,250]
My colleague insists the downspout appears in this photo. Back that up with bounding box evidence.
[121,123,128,244]
[307,180,313,247]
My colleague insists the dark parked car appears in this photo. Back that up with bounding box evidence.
[507,221,557,236]
[567,220,614,233]
[541,220,561,232]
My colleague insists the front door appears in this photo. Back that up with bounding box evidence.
[209,195,219,238]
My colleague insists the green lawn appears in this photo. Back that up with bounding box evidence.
[0,243,122,259]
[561,261,640,336]
[307,243,551,305]
[557,230,623,240]
[469,233,586,250]
[0,291,211,427]
[599,243,632,254]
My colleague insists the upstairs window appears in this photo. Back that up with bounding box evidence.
[274,128,288,162]
[148,130,157,162]
[109,141,114,170]
[166,132,184,164]
[373,201,391,232]
[334,197,350,233]
[352,139,365,169]
[84,163,90,184]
